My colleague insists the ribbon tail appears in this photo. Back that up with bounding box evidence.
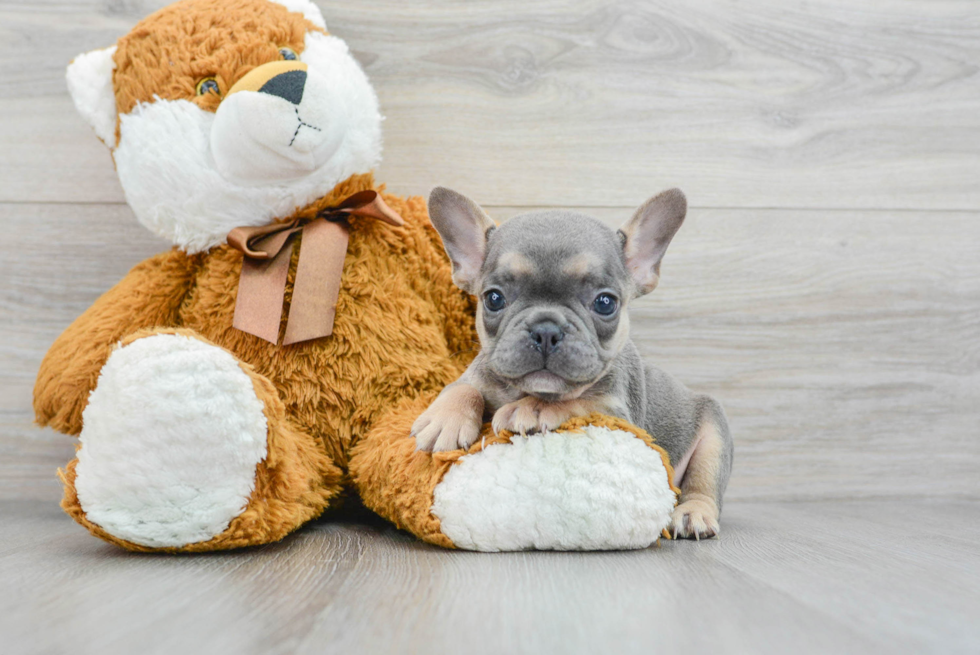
[344,190,405,226]
[233,241,293,344]
[283,219,350,345]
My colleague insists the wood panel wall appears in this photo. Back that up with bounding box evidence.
[2,0,977,502]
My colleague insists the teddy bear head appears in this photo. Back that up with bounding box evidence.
[67,0,382,253]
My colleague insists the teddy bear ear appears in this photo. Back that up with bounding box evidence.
[66,46,118,149]
[270,0,327,30]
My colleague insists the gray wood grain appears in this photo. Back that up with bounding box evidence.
[2,0,980,208]
[1,496,977,654]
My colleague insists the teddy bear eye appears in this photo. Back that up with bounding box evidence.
[279,47,298,61]
[196,77,220,96]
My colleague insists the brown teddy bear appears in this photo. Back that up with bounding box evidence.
[35,0,678,552]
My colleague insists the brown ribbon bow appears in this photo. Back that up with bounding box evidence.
[228,190,404,345]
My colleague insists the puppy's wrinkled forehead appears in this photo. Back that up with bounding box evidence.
[483,211,628,291]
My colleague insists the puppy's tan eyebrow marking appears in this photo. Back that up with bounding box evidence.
[561,253,601,278]
[498,251,535,277]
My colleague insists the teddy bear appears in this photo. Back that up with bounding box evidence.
[34,0,679,552]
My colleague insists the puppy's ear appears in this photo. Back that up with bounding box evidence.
[618,188,687,295]
[428,187,497,294]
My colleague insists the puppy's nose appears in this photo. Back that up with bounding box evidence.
[530,322,564,355]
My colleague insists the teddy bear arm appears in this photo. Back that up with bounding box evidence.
[34,248,200,435]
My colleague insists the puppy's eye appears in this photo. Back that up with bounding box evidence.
[279,47,298,61]
[484,289,506,312]
[592,293,618,316]
[196,77,220,96]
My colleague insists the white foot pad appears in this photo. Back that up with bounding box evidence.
[431,426,676,551]
[75,334,268,548]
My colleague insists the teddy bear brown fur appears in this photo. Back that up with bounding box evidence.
[39,178,480,551]
[34,0,480,551]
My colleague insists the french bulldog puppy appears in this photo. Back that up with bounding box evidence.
[412,187,733,539]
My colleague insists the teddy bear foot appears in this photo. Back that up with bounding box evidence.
[60,330,342,551]
[65,332,271,548]
[353,396,679,552]
[430,425,678,551]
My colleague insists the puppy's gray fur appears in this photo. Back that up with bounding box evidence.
[413,187,734,539]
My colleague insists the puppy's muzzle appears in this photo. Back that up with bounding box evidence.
[529,320,564,356]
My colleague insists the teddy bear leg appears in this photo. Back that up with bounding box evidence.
[348,395,461,549]
[350,395,678,552]
[59,329,342,552]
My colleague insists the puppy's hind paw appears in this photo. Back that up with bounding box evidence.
[412,384,484,453]
[670,499,720,541]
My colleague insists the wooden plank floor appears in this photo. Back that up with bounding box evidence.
[3,492,979,654]
[1,1,979,653]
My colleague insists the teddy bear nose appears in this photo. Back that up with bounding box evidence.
[226,60,309,100]
[259,70,307,106]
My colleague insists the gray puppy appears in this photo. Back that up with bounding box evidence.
[412,187,734,539]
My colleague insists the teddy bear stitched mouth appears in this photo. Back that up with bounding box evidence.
[289,107,321,148]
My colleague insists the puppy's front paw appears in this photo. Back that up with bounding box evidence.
[491,396,574,436]
[670,498,720,540]
[412,384,484,453]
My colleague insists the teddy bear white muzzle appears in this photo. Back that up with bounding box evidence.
[210,60,348,185]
